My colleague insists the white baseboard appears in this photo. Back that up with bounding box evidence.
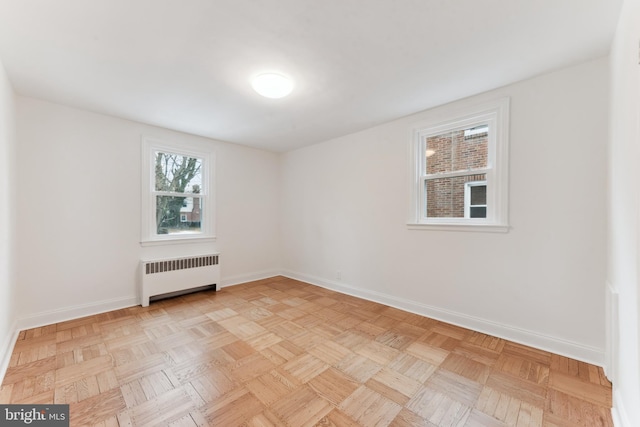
[16,296,138,332]
[220,269,282,288]
[12,269,281,331]
[282,270,605,367]
[0,320,19,387]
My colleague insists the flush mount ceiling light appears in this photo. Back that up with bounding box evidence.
[251,73,294,99]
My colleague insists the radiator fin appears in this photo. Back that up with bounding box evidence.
[144,255,219,275]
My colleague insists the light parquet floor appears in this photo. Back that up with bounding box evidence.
[0,276,612,426]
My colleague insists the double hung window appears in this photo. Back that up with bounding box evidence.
[409,98,509,232]
[141,136,215,244]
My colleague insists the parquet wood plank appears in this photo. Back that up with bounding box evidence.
[287,329,327,350]
[0,384,13,403]
[2,356,56,385]
[10,388,54,404]
[307,368,359,406]
[202,386,263,425]
[475,385,542,426]
[114,354,167,385]
[246,370,297,406]
[441,353,491,384]
[171,349,234,384]
[367,367,422,404]
[465,408,508,427]
[339,385,402,427]
[355,340,400,365]
[271,385,334,427]
[282,353,328,384]
[188,369,237,404]
[229,352,276,383]
[405,341,449,365]
[390,408,439,427]
[375,330,415,350]
[316,408,362,427]
[54,382,78,404]
[309,323,344,339]
[120,387,195,427]
[426,369,483,408]
[486,370,547,409]
[549,371,612,407]
[494,353,550,386]
[351,320,387,339]
[197,330,238,351]
[418,331,461,352]
[246,410,284,427]
[260,340,305,365]
[308,340,352,365]
[0,276,613,427]
[546,385,613,426]
[69,387,126,426]
[454,341,501,367]
[13,333,56,353]
[335,353,383,383]
[332,330,371,351]
[405,385,471,426]
[56,354,113,387]
[387,353,438,384]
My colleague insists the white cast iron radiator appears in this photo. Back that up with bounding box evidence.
[140,253,220,307]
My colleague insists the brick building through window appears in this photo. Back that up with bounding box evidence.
[425,126,488,218]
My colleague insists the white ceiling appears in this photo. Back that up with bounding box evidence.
[0,0,622,152]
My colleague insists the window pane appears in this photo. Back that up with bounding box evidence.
[156,196,202,235]
[425,176,466,218]
[469,206,487,218]
[425,174,486,218]
[155,152,203,193]
[470,185,487,205]
[426,125,488,174]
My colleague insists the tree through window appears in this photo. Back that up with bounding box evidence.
[141,136,215,244]
[154,152,202,235]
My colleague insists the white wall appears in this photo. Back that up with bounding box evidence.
[281,58,609,365]
[608,0,640,425]
[0,59,17,380]
[15,97,281,327]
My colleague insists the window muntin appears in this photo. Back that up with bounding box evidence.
[141,136,215,244]
[409,98,509,231]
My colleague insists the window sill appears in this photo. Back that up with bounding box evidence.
[140,236,217,247]
[406,223,509,233]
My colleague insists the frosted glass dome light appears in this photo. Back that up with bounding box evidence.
[251,73,294,98]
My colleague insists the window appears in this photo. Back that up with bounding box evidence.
[141,136,215,245]
[408,98,509,232]
[465,181,487,218]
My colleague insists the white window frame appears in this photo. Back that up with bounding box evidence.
[141,136,216,246]
[464,181,487,219]
[408,97,509,232]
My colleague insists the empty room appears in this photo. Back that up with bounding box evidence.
[0,0,638,426]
